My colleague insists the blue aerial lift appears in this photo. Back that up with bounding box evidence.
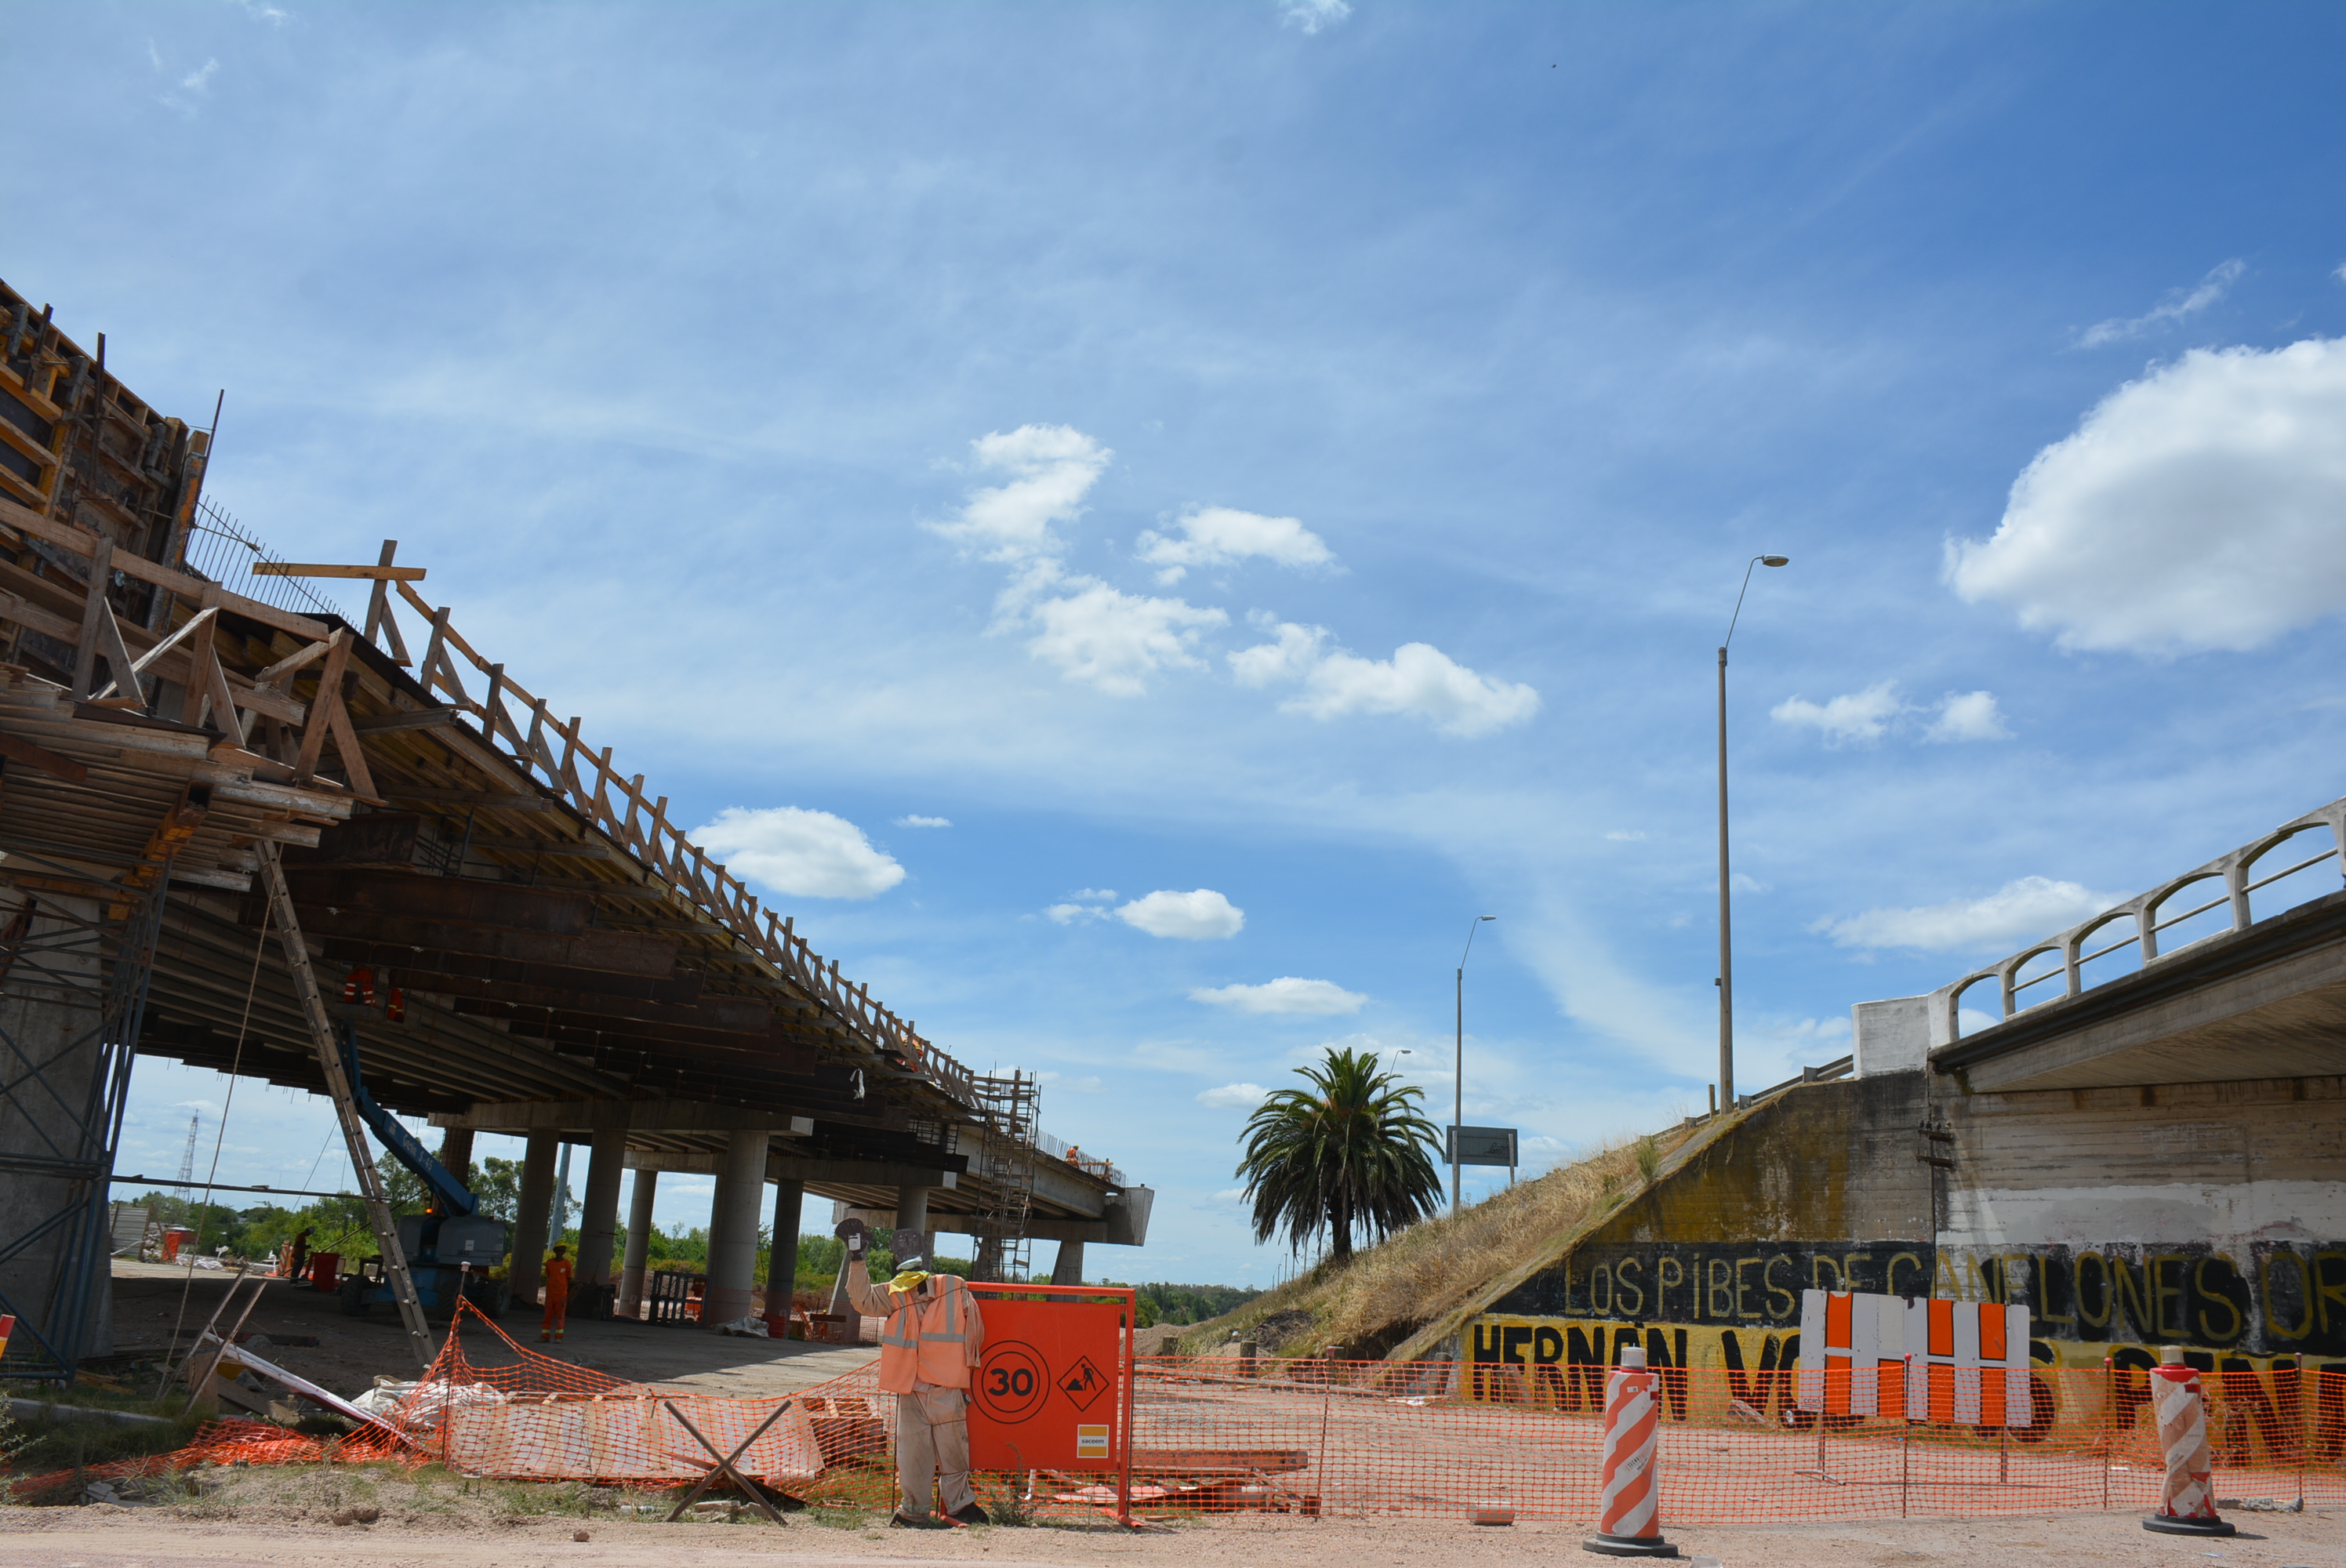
[332,1019,511,1319]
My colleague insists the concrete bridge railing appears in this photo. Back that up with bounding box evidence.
[1930,795,2346,1045]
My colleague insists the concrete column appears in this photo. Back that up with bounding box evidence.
[766,1178,804,1308]
[703,1128,769,1326]
[510,1132,557,1306]
[1050,1239,1085,1287]
[894,1184,931,1240]
[0,892,114,1359]
[574,1127,627,1294]
[434,1127,474,1190]
[617,1170,657,1318]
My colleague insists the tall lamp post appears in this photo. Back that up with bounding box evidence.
[1717,554,1789,1112]
[1454,914,1495,1214]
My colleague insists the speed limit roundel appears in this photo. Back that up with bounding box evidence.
[974,1340,1049,1424]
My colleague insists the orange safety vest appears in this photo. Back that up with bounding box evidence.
[876,1275,978,1394]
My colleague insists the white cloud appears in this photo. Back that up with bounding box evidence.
[1774,683,2012,745]
[1230,618,1539,737]
[181,58,220,91]
[1770,681,1905,744]
[1603,829,1647,842]
[1190,977,1367,1016]
[893,814,951,828]
[1197,1083,1269,1109]
[1278,0,1352,34]
[929,427,1229,696]
[927,424,1111,563]
[1117,888,1245,940]
[1135,506,1335,585]
[693,806,906,900]
[1046,888,1122,924]
[1020,571,1227,696]
[1922,690,2011,742]
[1037,1070,1106,1094]
[1226,616,1327,688]
[1948,338,2346,655]
[1816,875,2120,953]
[2075,260,2243,349]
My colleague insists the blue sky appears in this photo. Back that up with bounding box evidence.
[20,2,2346,1285]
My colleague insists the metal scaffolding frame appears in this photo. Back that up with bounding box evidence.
[969,1070,1039,1283]
[0,863,167,1385]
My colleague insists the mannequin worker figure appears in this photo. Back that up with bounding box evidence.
[837,1218,988,1527]
[541,1243,573,1342]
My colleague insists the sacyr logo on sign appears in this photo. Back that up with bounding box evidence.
[976,1341,1048,1424]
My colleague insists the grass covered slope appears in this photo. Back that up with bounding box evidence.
[1175,1114,1734,1363]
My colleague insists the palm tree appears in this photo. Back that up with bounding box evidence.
[1236,1047,1444,1264]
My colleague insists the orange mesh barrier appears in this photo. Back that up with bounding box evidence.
[11,1418,412,1503]
[24,1310,2338,1527]
[1117,1358,2346,1523]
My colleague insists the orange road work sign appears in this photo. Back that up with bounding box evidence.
[966,1283,1137,1520]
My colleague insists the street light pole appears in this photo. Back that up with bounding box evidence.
[1717,554,1789,1113]
[1454,914,1495,1214]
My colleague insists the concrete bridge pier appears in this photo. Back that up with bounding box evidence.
[1050,1239,1084,1286]
[435,1127,473,1189]
[617,1168,656,1318]
[0,891,114,1362]
[510,1132,557,1307]
[574,1126,626,1305]
[895,1183,930,1243]
[768,1178,803,1311]
[703,1128,769,1325]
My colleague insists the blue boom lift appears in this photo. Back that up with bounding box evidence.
[333,1020,511,1319]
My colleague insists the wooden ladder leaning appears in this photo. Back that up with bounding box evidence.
[254,840,436,1372]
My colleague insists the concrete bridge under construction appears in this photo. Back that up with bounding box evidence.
[1424,793,2346,1392]
[0,276,1149,1381]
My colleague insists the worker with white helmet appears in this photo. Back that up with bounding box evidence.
[837,1218,988,1527]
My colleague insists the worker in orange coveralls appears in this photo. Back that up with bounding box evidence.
[540,1243,573,1342]
[837,1219,987,1528]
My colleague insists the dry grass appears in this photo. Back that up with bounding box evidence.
[1176,1126,1698,1362]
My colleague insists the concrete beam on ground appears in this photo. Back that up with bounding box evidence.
[432,1101,816,1137]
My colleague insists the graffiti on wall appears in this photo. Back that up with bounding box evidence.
[1487,1240,2346,1362]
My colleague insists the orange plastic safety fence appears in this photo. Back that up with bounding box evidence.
[76,1304,2339,1531]
[12,1419,412,1504]
[1121,1359,2346,1523]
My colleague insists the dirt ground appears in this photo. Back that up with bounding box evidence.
[107,1261,873,1399]
[3,1499,2341,1568]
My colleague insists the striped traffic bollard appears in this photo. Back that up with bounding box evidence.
[1583,1346,1680,1559]
[2142,1347,2234,1538]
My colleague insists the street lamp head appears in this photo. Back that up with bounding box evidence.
[1760,554,1789,568]
[1480,915,1496,922]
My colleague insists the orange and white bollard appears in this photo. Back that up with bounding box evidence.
[1583,1346,1679,1559]
[2143,1347,2233,1537]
